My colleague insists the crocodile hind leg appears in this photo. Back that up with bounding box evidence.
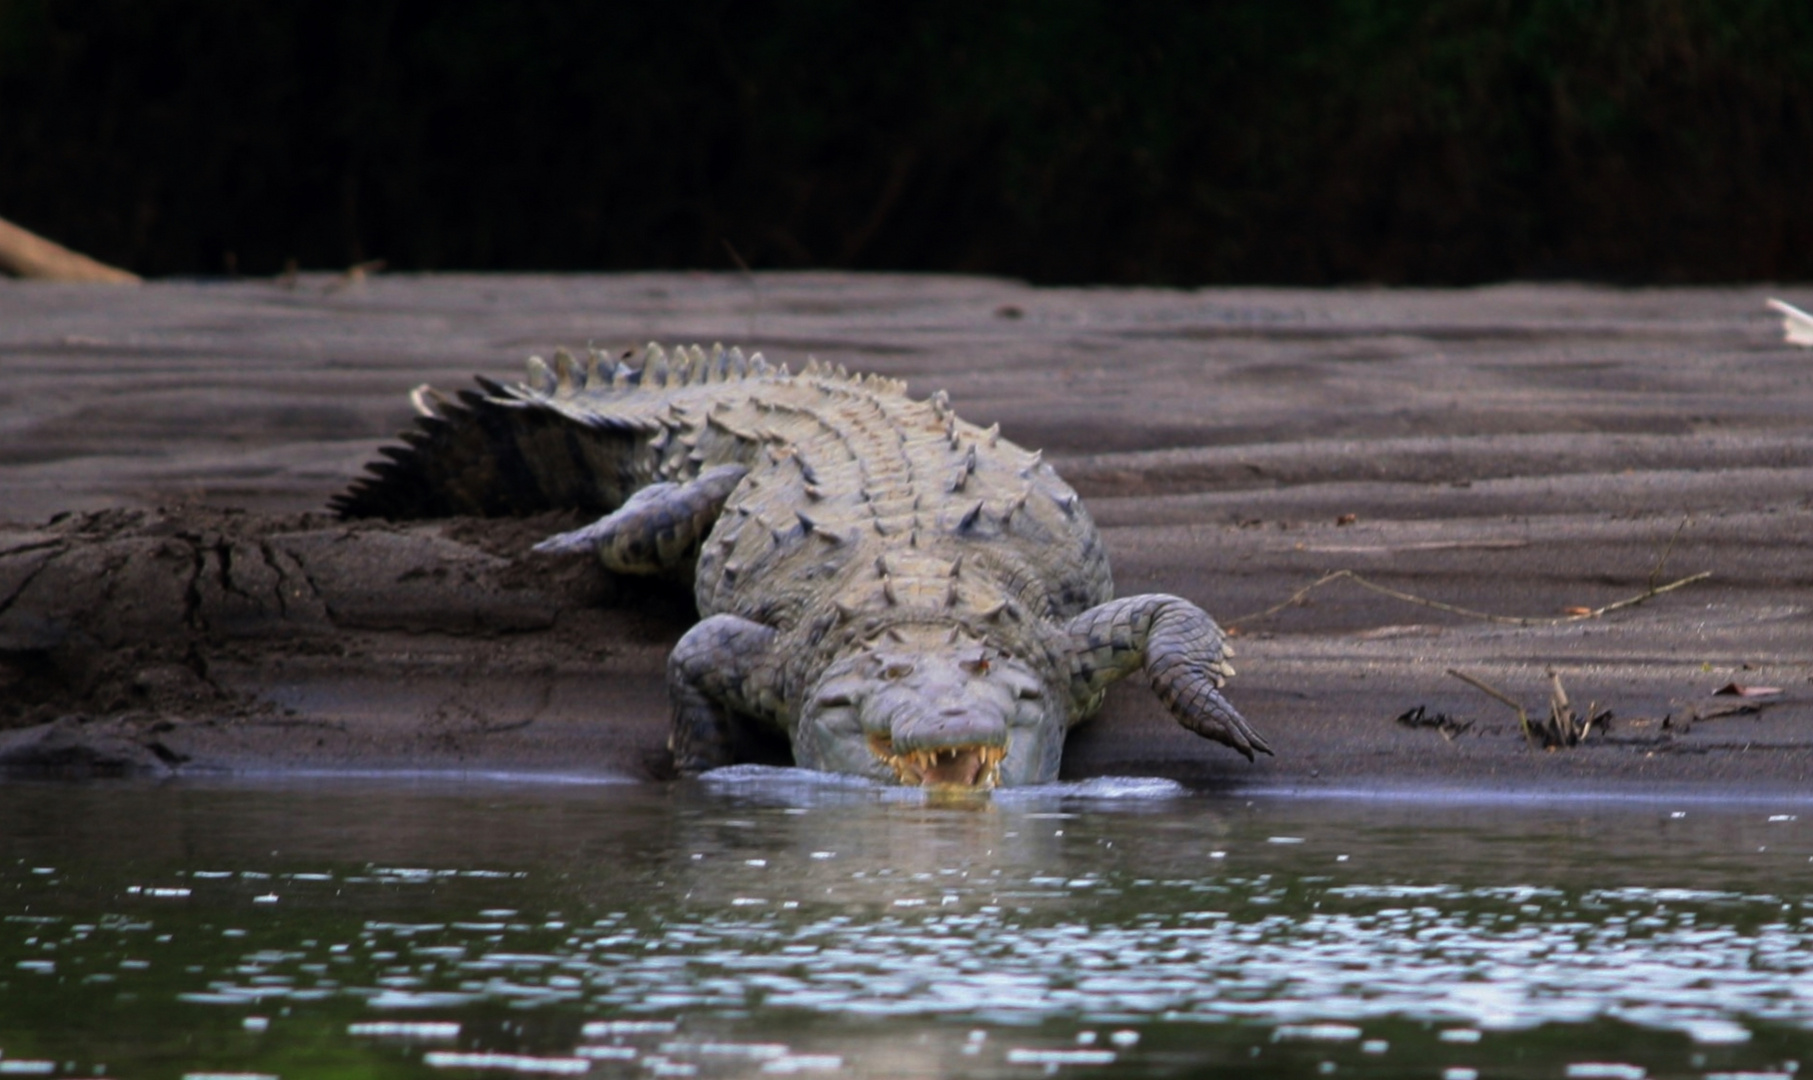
[533,464,748,574]
[667,613,787,773]
[1065,594,1271,761]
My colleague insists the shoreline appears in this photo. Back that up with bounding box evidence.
[11,764,1813,809]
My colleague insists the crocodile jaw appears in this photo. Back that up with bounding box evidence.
[866,736,1006,790]
[858,693,1012,791]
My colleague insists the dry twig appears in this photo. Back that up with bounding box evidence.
[1443,667,1612,750]
[1647,515,1690,592]
[1446,668,1537,746]
[1227,567,1710,631]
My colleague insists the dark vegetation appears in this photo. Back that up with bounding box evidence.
[1,0,1808,283]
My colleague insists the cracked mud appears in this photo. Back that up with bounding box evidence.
[0,507,694,775]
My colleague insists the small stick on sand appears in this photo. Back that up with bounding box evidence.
[1447,668,1539,747]
[1647,515,1690,592]
[0,215,139,283]
[1227,567,1711,630]
[1443,667,1611,750]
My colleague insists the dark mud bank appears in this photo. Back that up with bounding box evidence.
[0,506,693,777]
[1,275,1809,791]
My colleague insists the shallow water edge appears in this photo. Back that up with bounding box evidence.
[2,772,1809,1078]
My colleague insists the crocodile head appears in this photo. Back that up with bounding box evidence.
[794,624,1064,790]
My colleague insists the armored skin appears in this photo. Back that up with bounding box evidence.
[335,343,1270,788]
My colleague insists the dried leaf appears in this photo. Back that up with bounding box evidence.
[1712,682,1782,698]
[1393,705,1473,739]
[1675,700,1765,726]
[1562,606,1594,616]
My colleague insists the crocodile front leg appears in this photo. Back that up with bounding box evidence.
[667,613,786,774]
[533,464,748,574]
[1065,594,1271,761]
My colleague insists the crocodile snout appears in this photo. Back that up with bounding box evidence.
[891,705,1008,751]
[801,625,1066,790]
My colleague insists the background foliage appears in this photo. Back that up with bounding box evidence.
[2,0,1808,282]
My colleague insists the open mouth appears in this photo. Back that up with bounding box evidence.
[867,734,1005,789]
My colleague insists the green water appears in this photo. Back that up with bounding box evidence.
[1,771,1809,1079]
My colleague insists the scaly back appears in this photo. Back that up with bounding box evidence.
[332,343,903,520]
[334,342,1114,629]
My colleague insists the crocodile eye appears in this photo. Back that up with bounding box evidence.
[815,691,856,708]
[1015,684,1042,700]
[959,657,991,676]
[882,663,914,681]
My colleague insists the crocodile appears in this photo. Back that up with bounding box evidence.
[333,343,1270,788]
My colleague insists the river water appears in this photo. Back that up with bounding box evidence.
[1,770,1809,1079]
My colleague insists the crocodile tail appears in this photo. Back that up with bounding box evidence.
[333,342,907,520]
[331,369,650,520]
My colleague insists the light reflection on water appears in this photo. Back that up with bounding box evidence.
[0,771,1809,1078]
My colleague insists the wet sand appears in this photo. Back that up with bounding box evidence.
[1,273,1809,793]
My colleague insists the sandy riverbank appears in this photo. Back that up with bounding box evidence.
[1,274,1808,793]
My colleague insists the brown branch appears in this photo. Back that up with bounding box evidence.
[0,215,138,283]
